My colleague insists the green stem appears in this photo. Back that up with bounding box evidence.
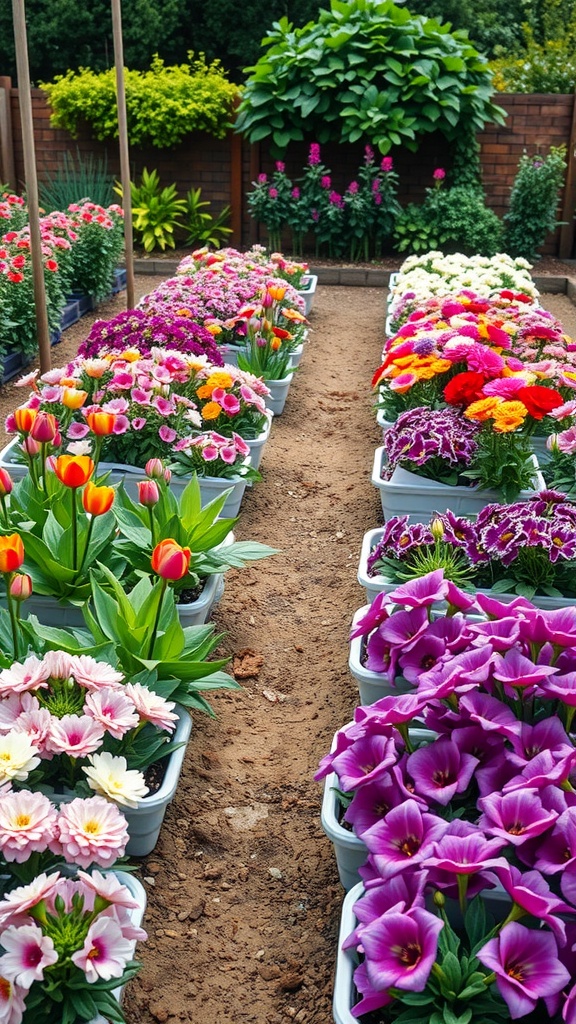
[147,577,168,660]
[40,442,48,497]
[0,496,8,528]
[457,873,469,916]
[4,573,20,661]
[148,506,156,547]
[75,514,95,580]
[71,487,78,572]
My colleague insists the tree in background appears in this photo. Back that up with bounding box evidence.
[0,0,328,83]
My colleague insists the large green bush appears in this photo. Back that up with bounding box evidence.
[489,31,576,92]
[504,146,567,260]
[235,0,506,154]
[41,54,239,147]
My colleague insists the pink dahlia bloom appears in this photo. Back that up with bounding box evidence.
[84,687,139,740]
[124,682,177,732]
[69,655,124,692]
[55,796,129,868]
[0,791,58,863]
[45,714,105,757]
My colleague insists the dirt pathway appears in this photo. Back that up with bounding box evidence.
[2,278,576,1024]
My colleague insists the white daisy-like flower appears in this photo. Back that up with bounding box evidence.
[83,752,149,808]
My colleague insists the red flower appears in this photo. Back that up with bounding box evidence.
[7,271,23,283]
[443,371,487,407]
[11,255,25,269]
[516,385,564,420]
[45,258,58,272]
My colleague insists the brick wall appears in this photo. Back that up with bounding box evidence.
[2,85,575,256]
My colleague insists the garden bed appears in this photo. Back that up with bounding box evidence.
[2,272,576,1024]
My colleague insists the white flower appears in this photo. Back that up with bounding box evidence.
[67,439,93,456]
[0,733,41,784]
[83,751,149,808]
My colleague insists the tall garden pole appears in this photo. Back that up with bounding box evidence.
[11,0,51,373]
[111,0,135,309]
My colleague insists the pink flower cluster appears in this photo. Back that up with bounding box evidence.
[0,650,177,790]
[0,869,146,1020]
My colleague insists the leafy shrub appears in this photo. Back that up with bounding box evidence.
[490,30,576,92]
[235,0,505,155]
[504,146,567,260]
[393,176,504,256]
[184,188,232,248]
[41,54,239,147]
[115,168,186,253]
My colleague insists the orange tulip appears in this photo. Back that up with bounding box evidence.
[85,411,116,436]
[62,388,88,410]
[0,534,24,573]
[82,480,115,516]
[13,407,37,433]
[54,455,94,489]
[267,283,287,301]
[151,539,191,581]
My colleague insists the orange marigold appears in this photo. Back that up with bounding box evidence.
[201,402,222,420]
[205,372,234,391]
[492,400,528,433]
[464,397,502,422]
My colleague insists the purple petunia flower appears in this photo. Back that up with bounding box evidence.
[495,863,572,944]
[407,736,479,806]
[360,906,444,993]
[478,788,558,845]
[361,799,448,880]
[477,922,569,1019]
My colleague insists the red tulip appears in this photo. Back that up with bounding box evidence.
[151,539,191,581]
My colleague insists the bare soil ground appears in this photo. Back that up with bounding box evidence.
[1,266,576,1024]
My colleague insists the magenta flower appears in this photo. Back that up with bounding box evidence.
[308,143,321,165]
[507,718,573,770]
[386,569,448,609]
[361,799,448,879]
[351,961,393,1017]
[427,819,507,875]
[478,788,558,845]
[381,157,393,172]
[0,922,58,988]
[377,606,430,651]
[433,168,446,180]
[492,648,559,697]
[332,733,397,791]
[360,906,444,992]
[495,863,572,944]
[407,736,478,806]
[71,915,133,982]
[349,593,391,641]
[477,922,569,1019]
[344,775,410,837]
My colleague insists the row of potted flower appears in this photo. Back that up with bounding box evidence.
[0,244,316,1020]
[0,195,125,371]
[319,252,576,1024]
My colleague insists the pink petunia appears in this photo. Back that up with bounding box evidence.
[0,923,58,988]
[71,916,134,982]
[159,425,177,443]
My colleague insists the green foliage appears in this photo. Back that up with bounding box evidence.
[405,0,526,57]
[39,149,114,213]
[115,168,186,253]
[184,188,233,249]
[490,28,576,91]
[504,146,567,260]
[393,181,504,256]
[41,54,239,148]
[235,0,506,156]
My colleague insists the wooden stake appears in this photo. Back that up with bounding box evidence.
[11,0,51,373]
[111,0,135,309]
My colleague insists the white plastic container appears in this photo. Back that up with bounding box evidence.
[371,446,544,521]
[264,373,294,416]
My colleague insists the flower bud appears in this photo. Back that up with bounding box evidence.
[0,469,13,497]
[151,539,191,581]
[138,479,160,508]
[62,387,88,410]
[433,890,445,908]
[30,411,58,444]
[22,437,39,457]
[430,519,445,541]
[85,411,116,436]
[10,573,32,602]
[145,458,165,480]
[54,454,94,489]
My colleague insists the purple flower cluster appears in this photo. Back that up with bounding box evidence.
[77,308,224,365]
[382,406,480,480]
[317,570,576,1021]
[366,492,576,597]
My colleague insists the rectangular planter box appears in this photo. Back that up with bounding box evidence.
[60,299,81,330]
[0,348,30,384]
[66,292,94,316]
[372,446,544,521]
[297,274,318,316]
[111,267,128,294]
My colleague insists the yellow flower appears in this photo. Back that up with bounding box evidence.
[201,402,222,420]
[464,397,502,422]
[492,400,528,433]
[205,323,222,335]
[205,371,234,391]
[119,348,141,362]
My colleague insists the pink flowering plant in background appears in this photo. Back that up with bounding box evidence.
[0,868,146,1024]
[169,430,258,481]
